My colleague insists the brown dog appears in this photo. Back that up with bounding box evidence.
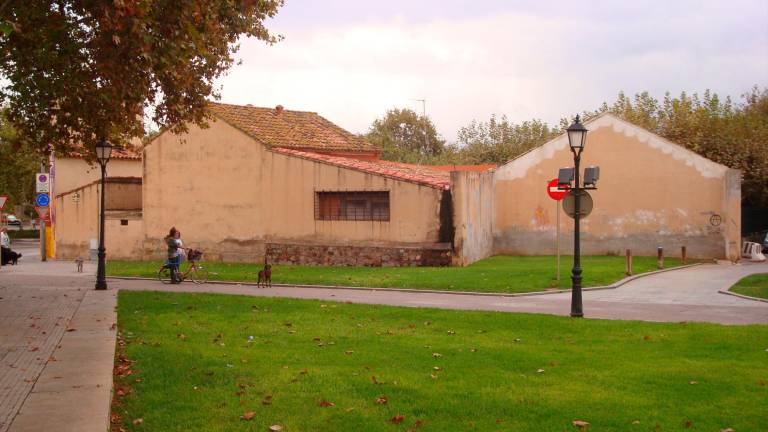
[257,264,272,288]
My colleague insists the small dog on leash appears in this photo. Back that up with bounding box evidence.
[75,257,84,273]
[257,264,272,288]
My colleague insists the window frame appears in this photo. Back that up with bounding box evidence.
[314,191,390,221]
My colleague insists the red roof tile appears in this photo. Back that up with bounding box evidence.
[209,102,377,153]
[272,148,451,190]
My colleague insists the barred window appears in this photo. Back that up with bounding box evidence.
[315,191,390,221]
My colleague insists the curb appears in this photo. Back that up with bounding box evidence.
[107,262,704,299]
[718,289,768,303]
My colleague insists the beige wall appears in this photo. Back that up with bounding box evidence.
[451,171,494,266]
[493,114,741,260]
[143,120,445,261]
[53,157,141,196]
[55,181,144,260]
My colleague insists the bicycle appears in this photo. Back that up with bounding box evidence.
[157,249,210,284]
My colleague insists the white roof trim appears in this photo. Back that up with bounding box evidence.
[496,113,729,180]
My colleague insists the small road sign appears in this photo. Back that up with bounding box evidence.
[35,193,50,207]
[0,195,7,210]
[36,173,50,193]
[35,206,51,223]
[563,190,594,219]
[547,178,569,201]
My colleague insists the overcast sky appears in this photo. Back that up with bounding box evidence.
[216,0,768,142]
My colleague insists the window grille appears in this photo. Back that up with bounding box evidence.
[315,191,390,221]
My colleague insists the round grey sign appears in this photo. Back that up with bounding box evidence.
[562,190,593,219]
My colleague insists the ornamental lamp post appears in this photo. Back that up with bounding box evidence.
[95,138,113,290]
[566,116,588,318]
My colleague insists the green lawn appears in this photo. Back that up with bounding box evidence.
[730,273,768,299]
[113,291,768,431]
[107,255,686,294]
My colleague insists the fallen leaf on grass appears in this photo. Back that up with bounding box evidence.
[375,395,388,405]
[262,395,273,405]
[573,419,590,429]
[344,350,354,355]
[177,334,187,340]
[432,352,442,358]
[632,420,640,425]
[269,425,283,431]
[684,420,693,428]
[371,376,385,385]
[720,429,735,432]
[132,418,143,425]
[318,399,335,407]
[689,381,699,385]
[391,414,405,424]
[537,369,545,374]
[643,335,652,341]
[241,411,256,421]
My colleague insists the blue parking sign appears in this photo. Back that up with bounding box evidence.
[35,193,50,207]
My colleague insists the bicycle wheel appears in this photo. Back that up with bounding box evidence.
[157,266,173,284]
[189,265,210,284]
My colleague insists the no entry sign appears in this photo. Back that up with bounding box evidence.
[547,178,569,201]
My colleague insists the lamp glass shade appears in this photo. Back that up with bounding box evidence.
[566,116,588,150]
[95,139,113,163]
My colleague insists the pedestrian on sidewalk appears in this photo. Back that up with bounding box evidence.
[164,227,181,283]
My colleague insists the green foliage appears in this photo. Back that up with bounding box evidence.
[0,0,284,157]
[366,108,446,162]
[581,87,768,206]
[456,115,558,164]
[729,273,768,299]
[107,255,685,293]
[0,109,40,216]
[114,291,768,431]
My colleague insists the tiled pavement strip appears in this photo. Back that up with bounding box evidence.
[0,239,767,431]
[0,241,116,432]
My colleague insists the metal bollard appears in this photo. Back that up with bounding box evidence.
[625,248,633,276]
[657,246,664,269]
[681,246,687,265]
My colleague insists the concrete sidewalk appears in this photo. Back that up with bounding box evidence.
[0,241,116,432]
[112,261,768,325]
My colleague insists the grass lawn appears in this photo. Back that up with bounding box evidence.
[112,291,768,431]
[730,273,768,300]
[107,255,687,294]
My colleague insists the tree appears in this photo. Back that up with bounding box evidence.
[456,115,557,164]
[366,108,446,162]
[0,0,284,157]
[0,109,39,217]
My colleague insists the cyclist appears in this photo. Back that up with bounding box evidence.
[164,227,182,283]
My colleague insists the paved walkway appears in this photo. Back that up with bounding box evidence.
[112,261,768,325]
[0,241,766,431]
[0,241,116,432]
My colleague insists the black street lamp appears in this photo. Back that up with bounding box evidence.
[566,116,588,318]
[95,138,112,290]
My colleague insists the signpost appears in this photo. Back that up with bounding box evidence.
[36,173,50,193]
[563,190,594,219]
[547,179,569,281]
[35,193,50,207]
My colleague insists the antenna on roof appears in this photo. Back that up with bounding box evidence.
[411,98,428,167]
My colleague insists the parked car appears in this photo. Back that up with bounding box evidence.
[5,215,21,227]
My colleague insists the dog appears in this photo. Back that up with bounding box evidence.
[257,264,272,288]
[9,251,21,265]
[75,257,84,273]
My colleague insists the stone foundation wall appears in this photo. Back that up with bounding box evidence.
[266,242,452,267]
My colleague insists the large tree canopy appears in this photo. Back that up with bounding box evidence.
[366,108,446,163]
[0,0,283,157]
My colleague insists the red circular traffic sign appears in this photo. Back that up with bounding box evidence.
[547,178,569,201]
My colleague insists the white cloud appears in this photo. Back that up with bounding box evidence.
[217,6,768,142]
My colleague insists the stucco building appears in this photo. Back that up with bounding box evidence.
[486,113,741,261]
[53,106,741,265]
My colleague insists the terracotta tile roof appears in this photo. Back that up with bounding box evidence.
[209,102,377,153]
[60,143,142,160]
[272,148,451,190]
[426,164,497,172]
